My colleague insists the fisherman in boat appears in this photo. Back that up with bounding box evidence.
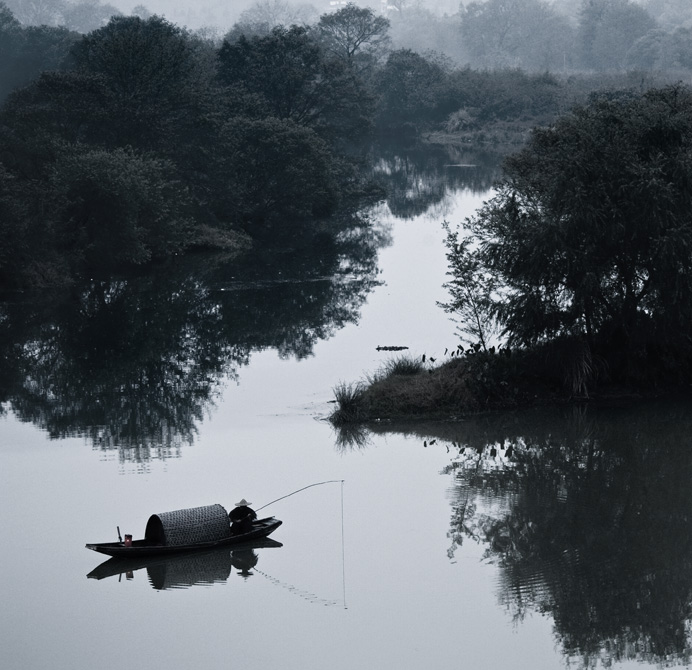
[229,498,257,535]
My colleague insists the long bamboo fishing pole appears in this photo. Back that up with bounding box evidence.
[255,478,347,609]
[255,479,345,512]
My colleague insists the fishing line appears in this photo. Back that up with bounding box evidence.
[252,567,340,607]
[341,479,347,609]
[256,479,345,511]
[256,478,347,609]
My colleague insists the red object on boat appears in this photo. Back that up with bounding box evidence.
[124,535,132,547]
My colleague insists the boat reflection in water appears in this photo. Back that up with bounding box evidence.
[87,539,282,590]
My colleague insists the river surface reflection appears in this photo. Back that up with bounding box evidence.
[87,539,284,590]
[362,400,692,667]
[2,143,689,670]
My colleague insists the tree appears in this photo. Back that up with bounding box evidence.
[388,6,466,64]
[67,16,214,150]
[442,86,692,382]
[218,26,323,125]
[13,25,79,86]
[624,28,675,70]
[3,0,64,26]
[671,27,692,69]
[218,25,374,140]
[50,146,191,270]
[643,0,692,31]
[375,49,447,129]
[0,70,114,152]
[0,2,24,99]
[213,117,338,231]
[460,0,575,71]
[237,0,316,28]
[440,226,498,351]
[0,5,80,103]
[578,0,657,71]
[61,0,121,34]
[0,163,29,286]
[225,0,318,43]
[316,2,390,69]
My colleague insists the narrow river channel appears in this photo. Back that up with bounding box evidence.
[2,144,691,670]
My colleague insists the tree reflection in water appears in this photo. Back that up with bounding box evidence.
[0,216,387,462]
[363,401,692,667]
[371,141,499,220]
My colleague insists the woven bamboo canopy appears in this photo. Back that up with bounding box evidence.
[144,504,231,547]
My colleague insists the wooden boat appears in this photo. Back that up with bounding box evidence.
[85,504,282,558]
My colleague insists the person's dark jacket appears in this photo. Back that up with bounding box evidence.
[229,505,257,535]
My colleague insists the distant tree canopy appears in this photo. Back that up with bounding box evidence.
[316,2,390,71]
[443,85,692,384]
[238,0,316,30]
[578,0,657,71]
[3,0,121,31]
[0,3,79,100]
[61,0,121,34]
[217,24,371,136]
[460,0,574,71]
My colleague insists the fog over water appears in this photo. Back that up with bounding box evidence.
[2,146,692,669]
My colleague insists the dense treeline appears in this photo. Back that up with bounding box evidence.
[381,0,692,73]
[227,0,692,74]
[0,3,384,287]
[226,1,691,138]
[2,0,691,288]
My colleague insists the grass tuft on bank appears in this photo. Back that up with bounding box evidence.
[330,350,540,424]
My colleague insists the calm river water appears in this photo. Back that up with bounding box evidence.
[2,144,692,670]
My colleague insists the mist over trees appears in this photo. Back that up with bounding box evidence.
[386,0,692,73]
[4,0,121,31]
[6,0,692,73]
[0,3,394,288]
[3,0,692,289]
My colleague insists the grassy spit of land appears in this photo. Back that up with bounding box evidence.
[329,346,686,426]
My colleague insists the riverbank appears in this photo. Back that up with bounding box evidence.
[424,119,541,155]
[329,349,682,425]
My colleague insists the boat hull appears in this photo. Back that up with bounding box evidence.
[86,517,282,557]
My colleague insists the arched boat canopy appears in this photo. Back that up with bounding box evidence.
[144,504,231,547]
[147,550,233,590]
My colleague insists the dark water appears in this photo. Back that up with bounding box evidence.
[2,143,690,670]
